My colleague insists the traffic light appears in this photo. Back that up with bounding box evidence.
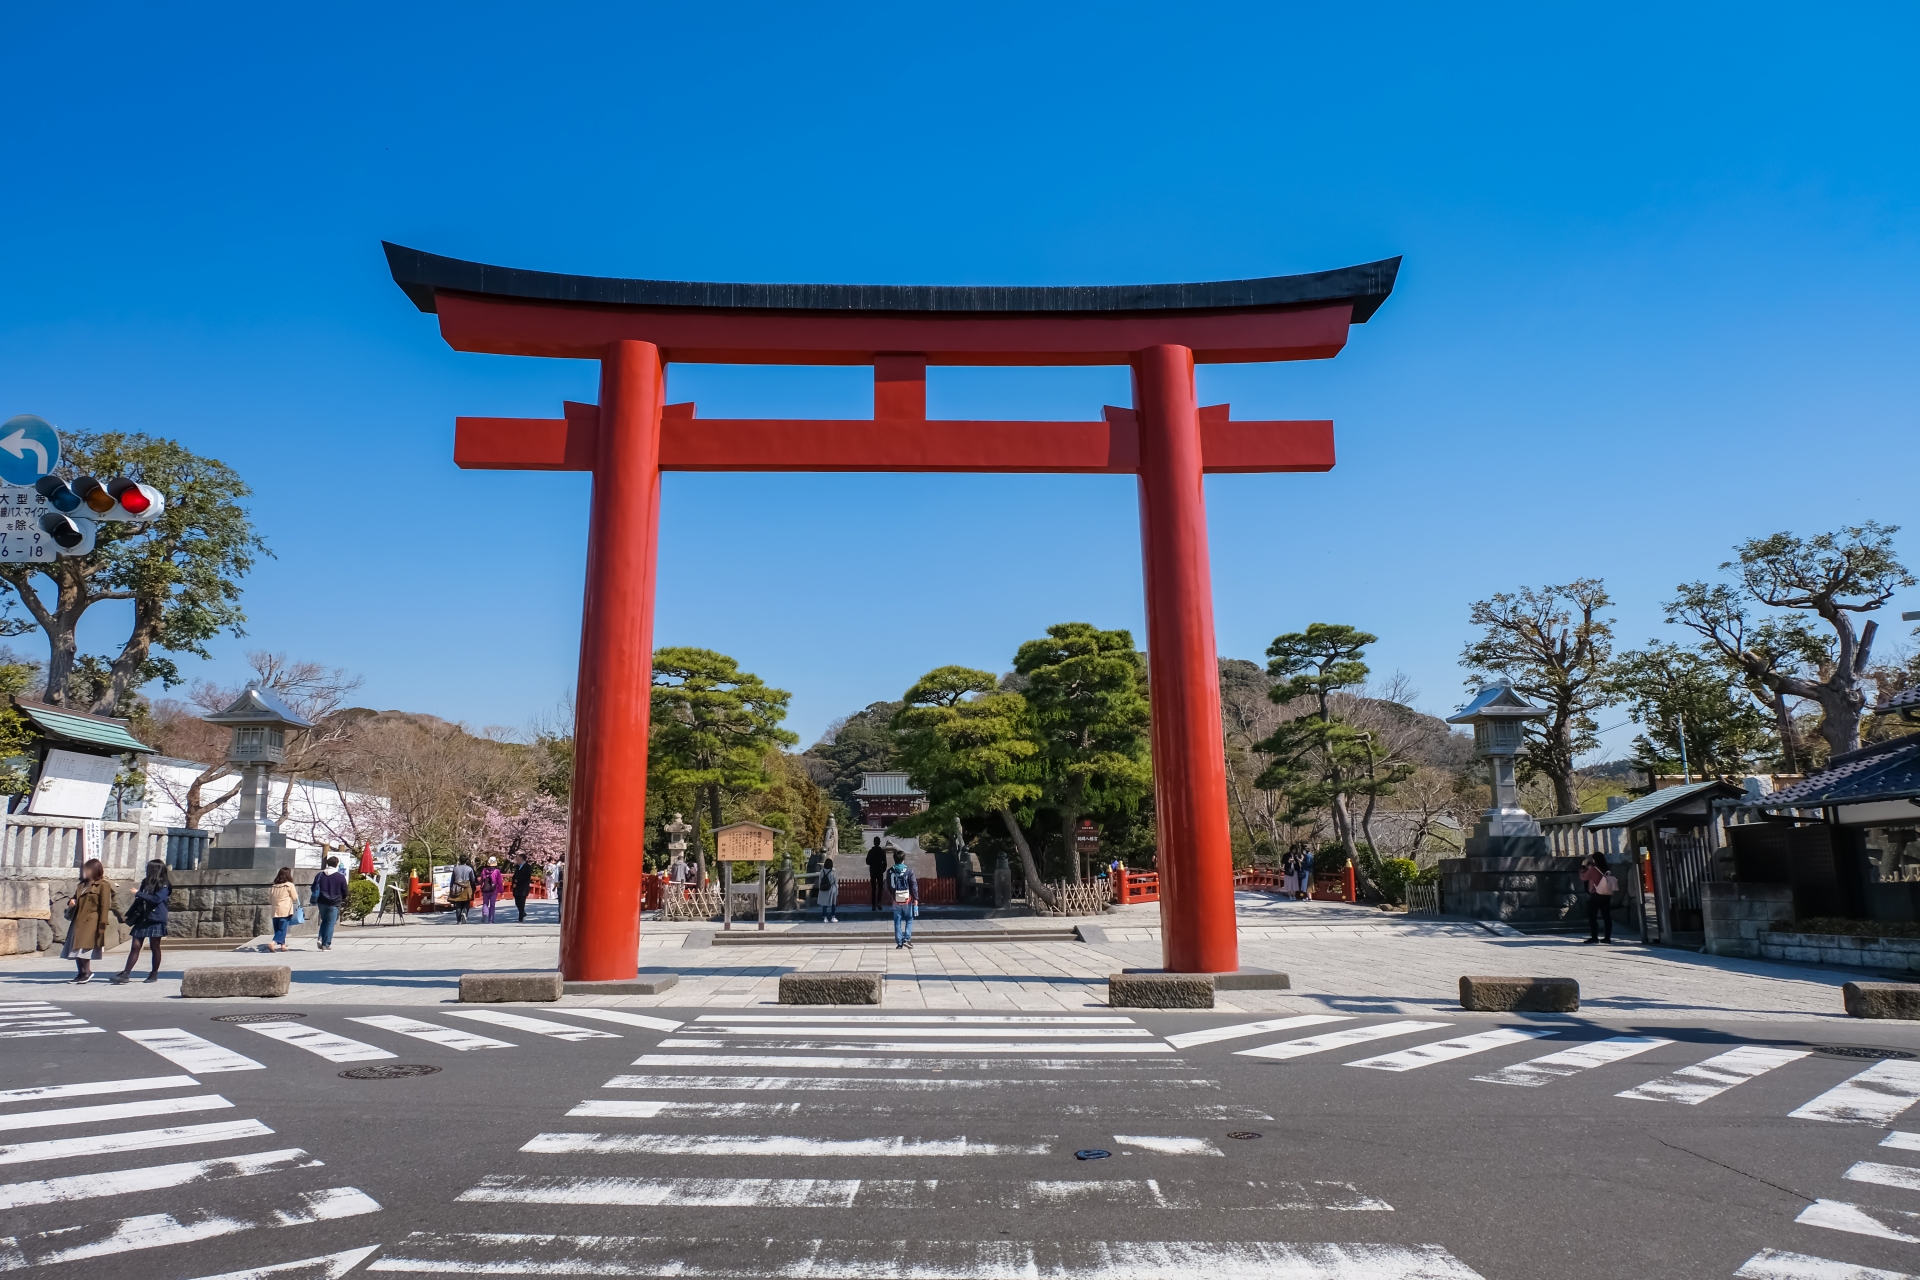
[33,476,79,512]
[37,512,93,552]
[105,477,164,520]
[73,476,114,514]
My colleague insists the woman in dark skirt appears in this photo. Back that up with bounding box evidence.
[113,859,171,984]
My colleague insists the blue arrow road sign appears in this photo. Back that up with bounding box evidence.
[0,416,60,487]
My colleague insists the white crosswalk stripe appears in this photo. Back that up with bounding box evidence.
[658,1038,1176,1054]
[233,1022,395,1063]
[0,1119,274,1166]
[1791,1059,1920,1125]
[1844,1160,1920,1192]
[1735,1248,1915,1279]
[0,1147,321,1208]
[347,1016,514,1052]
[179,1245,380,1280]
[1616,1045,1810,1105]
[632,1054,1188,1070]
[0,1093,233,1133]
[1235,1020,1452,1061]
[1796,1197,1920,1244]
[690,1025,1155,1038]
[456,1175,1388,1210]
[0,1026,103,1040]
[522,1131,1055,1157]
[366,1233,1489,1277]
[1165,1015,1350,1050]
[1885,1130,1920,1151]
[0,1074,198,1103]
[0,1003,101,1040]
[569,1097,1269,1120]
[122,1029,265,1073]
[1472,1036,1672,1087]
[552,1010,683,1032]
[1348,1027,1557,1073]
[603,1073,1227,1092]
[0,1186,380,1268]
[693,1014,1136,1024]
[1114,1134,1223,1156]
[445,1010,620,1041]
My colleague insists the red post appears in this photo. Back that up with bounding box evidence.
[1132,344,1239,974]
[560,340,664,982]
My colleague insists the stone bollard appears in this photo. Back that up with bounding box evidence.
[181,965,291,998]
[1108,972,1215,1009]
[1459,975,1578,1012]
[779,973,882,1005]
[459,972,564,1003]
[1844,982,1920,1020]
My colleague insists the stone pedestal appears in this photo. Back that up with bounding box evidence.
[1438,834,1589,926]
[164,863,318,940]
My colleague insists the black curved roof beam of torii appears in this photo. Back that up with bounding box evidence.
[383,242,1402,366]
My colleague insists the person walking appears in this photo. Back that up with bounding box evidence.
[62,858,117,983]
[1580,852,1618,944]
[886,849,919,949]
[865,838,888,912]
[449,854,475,923]
[479,857,505,923]
[268,866,299,951]
[549,860,563,920]
[511,855,534,922]
[112,859,171,983]
[815,858,839,924]
[310,855,348,951]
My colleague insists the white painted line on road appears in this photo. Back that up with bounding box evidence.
[0,1002,60,1010]
[694,1025,1156,1038]
[655,1039,1176,1055]
[1796,1198,1920,1244]
[0,1017,89,1027]
[235,1022,395,1064]
[121,1029,265,1074]
[455,1175,1387,1211]
[179,1244,380,1280]
[0,1119,274,1166]
[630,1054,1184,1071]
[1845,1160,1920,1192]
[1792,1060,1920,1125]
[0,1027,104,1040]
[605,1073,1225,1092]
[1113,1135,1224,1156]
[0,1147,320,1208]
[553,1010,683,1032]
[1,1186,380,1268]
[0,1075,197,1104]
[445,1010,619,1041]
[0,1093,232,1134]
[1884,1131,1920,1151]
[1166,1015,1350,1050]
[1617,1045,1810,1106]
[1349,1027,1557,1073]
[366,1234,1490,1277]
[520,1131,1053,1157]
[1235,1021,1452,1062]
[348,1016,514,1052]
[1735,1247,1915,1279]
[1472,1036,1672,1087]
[695,1014,1136,1025]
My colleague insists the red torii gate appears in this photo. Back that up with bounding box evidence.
[384,244,1399,982]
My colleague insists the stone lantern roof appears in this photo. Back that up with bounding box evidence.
[203,686,315,729]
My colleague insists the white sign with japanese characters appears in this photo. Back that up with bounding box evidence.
[28,748,120,819]
[0,488,61,563]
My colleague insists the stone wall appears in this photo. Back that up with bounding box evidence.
[0,880,56,955]
[1702,882,1795,959]
[1760,929,1920,972]
[0,865,317,950]
[1436,851,1604,925]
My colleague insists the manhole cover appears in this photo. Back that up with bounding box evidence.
[212,1012,307,1024]
[338,1063,441,1080]
[1815,1046,1919,1061]
[1074,1149,1111,1161]
[1227,1131,1263,1140]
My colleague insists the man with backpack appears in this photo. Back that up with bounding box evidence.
[885,848,919,949]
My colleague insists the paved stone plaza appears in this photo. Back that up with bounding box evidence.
[0,892,1863,1020]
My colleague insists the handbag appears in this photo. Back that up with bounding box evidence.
[1598,874,1619,895]
[293,902,306,925]
[124,895,154,930]
[449,881,473,904]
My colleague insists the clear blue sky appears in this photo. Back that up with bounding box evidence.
[3,4,1916,761]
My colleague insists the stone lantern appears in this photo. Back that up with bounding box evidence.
[203,685,314,868]
[1446,685,1551,844]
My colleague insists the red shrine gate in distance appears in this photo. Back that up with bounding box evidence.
[384,244,1401,983]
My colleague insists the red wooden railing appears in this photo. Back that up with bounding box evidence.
[1115,868,1159,904]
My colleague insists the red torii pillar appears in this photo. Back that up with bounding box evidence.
[384,244,1400,980]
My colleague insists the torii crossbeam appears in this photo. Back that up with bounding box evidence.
[385,244,1400,982]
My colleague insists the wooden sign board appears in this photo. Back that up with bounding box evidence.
[715,822,778,862]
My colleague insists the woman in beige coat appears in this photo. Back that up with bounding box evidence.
[63,858,118,983]
[268,867,299,951]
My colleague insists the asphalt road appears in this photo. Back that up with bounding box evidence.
[6,996,1920,1279]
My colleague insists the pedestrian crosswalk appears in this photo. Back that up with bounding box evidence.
[0,1067,380,1275]
[0,1001,104,1040]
